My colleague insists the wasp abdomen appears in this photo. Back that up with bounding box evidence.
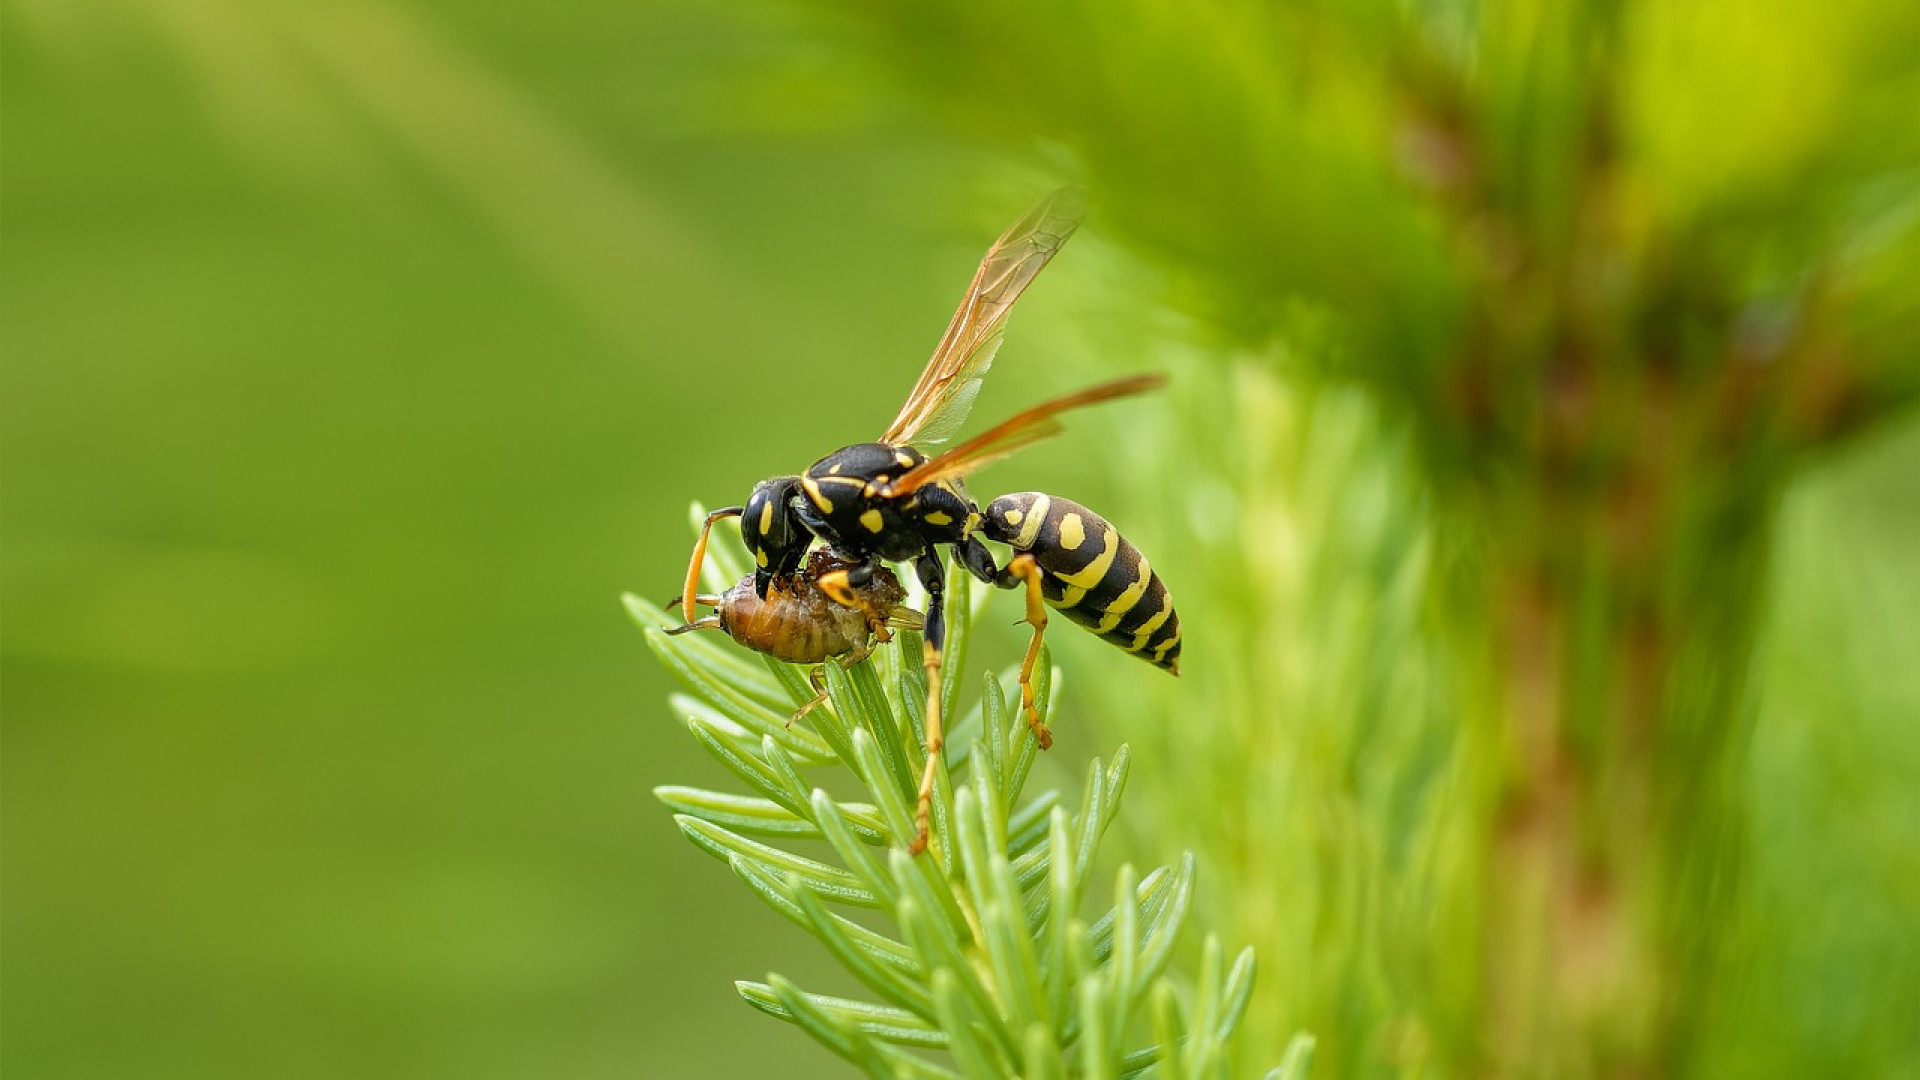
[981,492,1181,674]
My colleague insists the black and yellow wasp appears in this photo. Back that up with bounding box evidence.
[675,188,1180,852]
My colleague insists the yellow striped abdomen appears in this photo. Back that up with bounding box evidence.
[981,492,1181,674]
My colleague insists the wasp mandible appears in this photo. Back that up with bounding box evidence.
[676,189,1181,853]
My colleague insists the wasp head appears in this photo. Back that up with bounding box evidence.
[742,475,805,597]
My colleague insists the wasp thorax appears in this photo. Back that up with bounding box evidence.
[793,442,940,562]
[805,442,926,486]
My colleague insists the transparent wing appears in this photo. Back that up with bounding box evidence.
[880,187,1088,447]
[879,374,1165,497]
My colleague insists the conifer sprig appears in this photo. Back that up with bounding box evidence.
[630,507,1307,1078]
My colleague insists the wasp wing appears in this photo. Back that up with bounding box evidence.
[880,187,1088,447]
[879,374,1165,497]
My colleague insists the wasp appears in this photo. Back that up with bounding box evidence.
[667,550,922,720]
[676,188,1181,853]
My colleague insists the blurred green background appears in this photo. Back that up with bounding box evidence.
[5,0,1917,1078]
[2,2,1043,1076]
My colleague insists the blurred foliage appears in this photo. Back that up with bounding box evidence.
[5,0,1917,1078]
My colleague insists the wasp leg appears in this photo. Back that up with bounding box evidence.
[908,552,948,856]
[819,565,902,649]
[663,614,723,636]
[815,566,857,608]
[958,535,1052,748]
[1004,552,1055,750]
[681,506,744,625]
[789,666,833,726]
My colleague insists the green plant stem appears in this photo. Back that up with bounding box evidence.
[1463,508,1761,1078]
[1442,355,1786,1080]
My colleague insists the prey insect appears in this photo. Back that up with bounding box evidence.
[676,188,1181,854]
[668,550,922,721]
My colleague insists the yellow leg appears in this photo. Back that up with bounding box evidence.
[1008,553,1054,750]
[680,507,742,625]
[909,637,943,856]
[789,666,832,727]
